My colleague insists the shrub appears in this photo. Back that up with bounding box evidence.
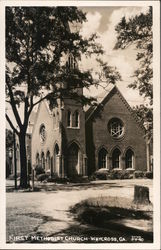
[91,168,136,180]
[89,174,96,181]
[134,171,144,179]
[110,169,122,179]
[118,170,128,179]
[144,171,153,179]
[121,169,135,179]
[46,169,51,176]
[93,168,110,180]
[129,174,134,179]
[37,173,48,182]
[35,165,45,176]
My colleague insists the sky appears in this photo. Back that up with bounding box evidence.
[79,6,149,105]
[6,5,150,129]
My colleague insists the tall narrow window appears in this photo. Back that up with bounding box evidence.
[112,148,121,168]
[98,148,107,168]
[39,124,46,143]
[54,144,59,173]
[125,149,134,169]
[67,110,71,127]
[75,111,79,127]
[41,152,45,169]
[36,153,39,165]
[56,111,59,128]
[46,151,51,171]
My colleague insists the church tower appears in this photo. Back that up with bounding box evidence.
[52,53,87,178]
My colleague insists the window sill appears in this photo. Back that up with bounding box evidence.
[67,127,80,129]
[125,168,134,171]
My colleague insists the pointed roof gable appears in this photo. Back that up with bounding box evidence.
[85,85,116,121]
[85,85,145,131]
[31,99,53,136]
[85,84,114,121]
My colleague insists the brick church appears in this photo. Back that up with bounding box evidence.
[25,57,148,178]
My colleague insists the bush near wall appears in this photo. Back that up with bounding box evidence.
[91,168,135,180]
[35,165,45,175]
[133,170,144,179]
[90,169,153,180]
[37,173,49,182]
[144,171,153,179]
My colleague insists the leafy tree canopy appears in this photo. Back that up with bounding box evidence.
[6,7,121,134]
[114,7,153,105]
[133,104,153,142]
[6,7,121,188]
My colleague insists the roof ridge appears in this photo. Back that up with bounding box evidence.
[85,85,116,122]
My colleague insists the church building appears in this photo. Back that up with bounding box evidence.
[29,59,148,178]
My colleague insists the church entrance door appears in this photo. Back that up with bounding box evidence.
[67,143,79,177]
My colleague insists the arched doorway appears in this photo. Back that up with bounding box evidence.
[98,148,107,168]
[112,148,121,169]
[54,144,59,173]
[67,143,79,177]
[125,149,134,169]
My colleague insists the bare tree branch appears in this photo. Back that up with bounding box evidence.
[6,81,22,128]
[6,113,19,135]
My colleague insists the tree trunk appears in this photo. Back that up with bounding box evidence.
[19,132,28,188]
[133,185,150,204]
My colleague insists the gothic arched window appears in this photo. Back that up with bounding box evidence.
[36,153,39,165]
[74,111,79,128]
[67,110,71,127]
[46,151,51,171]
[125,149,134,169]
[41,152,45,169]
[98,148,107,168]
[39,124,46,143]
[112,148,121,168]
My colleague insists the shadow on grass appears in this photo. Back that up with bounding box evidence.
[6,182,124,193]
[58,222,153,243]
[69,197,153,243]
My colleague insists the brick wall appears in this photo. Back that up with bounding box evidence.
[86,87,147,175]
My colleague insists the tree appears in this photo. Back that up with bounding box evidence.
[114,7,153,105]
[132,104,153,142]
[6,7,121,188]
